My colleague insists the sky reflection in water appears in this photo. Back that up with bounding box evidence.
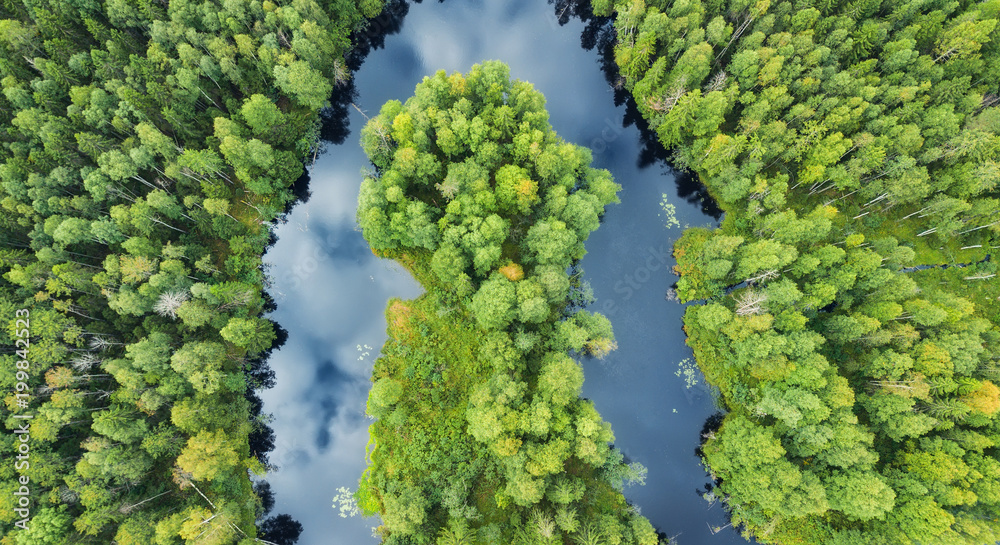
[261,1,746,543]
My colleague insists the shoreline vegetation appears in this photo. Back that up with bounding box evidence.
[598,0,1000,543]
[355,61,661,545]
[1,0,998,543]
[0,0,384,543]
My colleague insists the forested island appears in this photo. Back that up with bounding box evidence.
[597,0,1000,543]
[0,0,998,544]
[0,0,383,543]
[356,61,659,545]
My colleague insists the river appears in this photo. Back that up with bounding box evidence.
[259,1,748,544]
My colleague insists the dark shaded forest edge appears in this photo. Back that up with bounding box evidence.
[596,0,1000,542]
[1,0,999,543]
[0,0,384,543]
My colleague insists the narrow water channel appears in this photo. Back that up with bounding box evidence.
[260,1,749,543]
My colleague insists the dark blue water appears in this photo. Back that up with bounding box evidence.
[260,1,746,544]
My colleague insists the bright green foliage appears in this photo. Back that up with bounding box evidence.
[358,62,653,544]
[273,61,333,111]
[0,0,385,542]
[538,354,585,406]
[171,342,229,394]
[603,0,1000,541]
[11,507,71,544]
[176,430,241,482]
[469,273,517,330]
[220,317,275,355]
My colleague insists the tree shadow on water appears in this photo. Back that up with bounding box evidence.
[255,2,419,539]
[548,0,724,220]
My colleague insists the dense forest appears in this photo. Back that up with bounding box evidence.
[2,0,999,542]
[597,0,1000,543]
[355,61,661,545]
[0,0,383,543]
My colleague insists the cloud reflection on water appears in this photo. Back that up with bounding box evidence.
[258,1,742,544]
